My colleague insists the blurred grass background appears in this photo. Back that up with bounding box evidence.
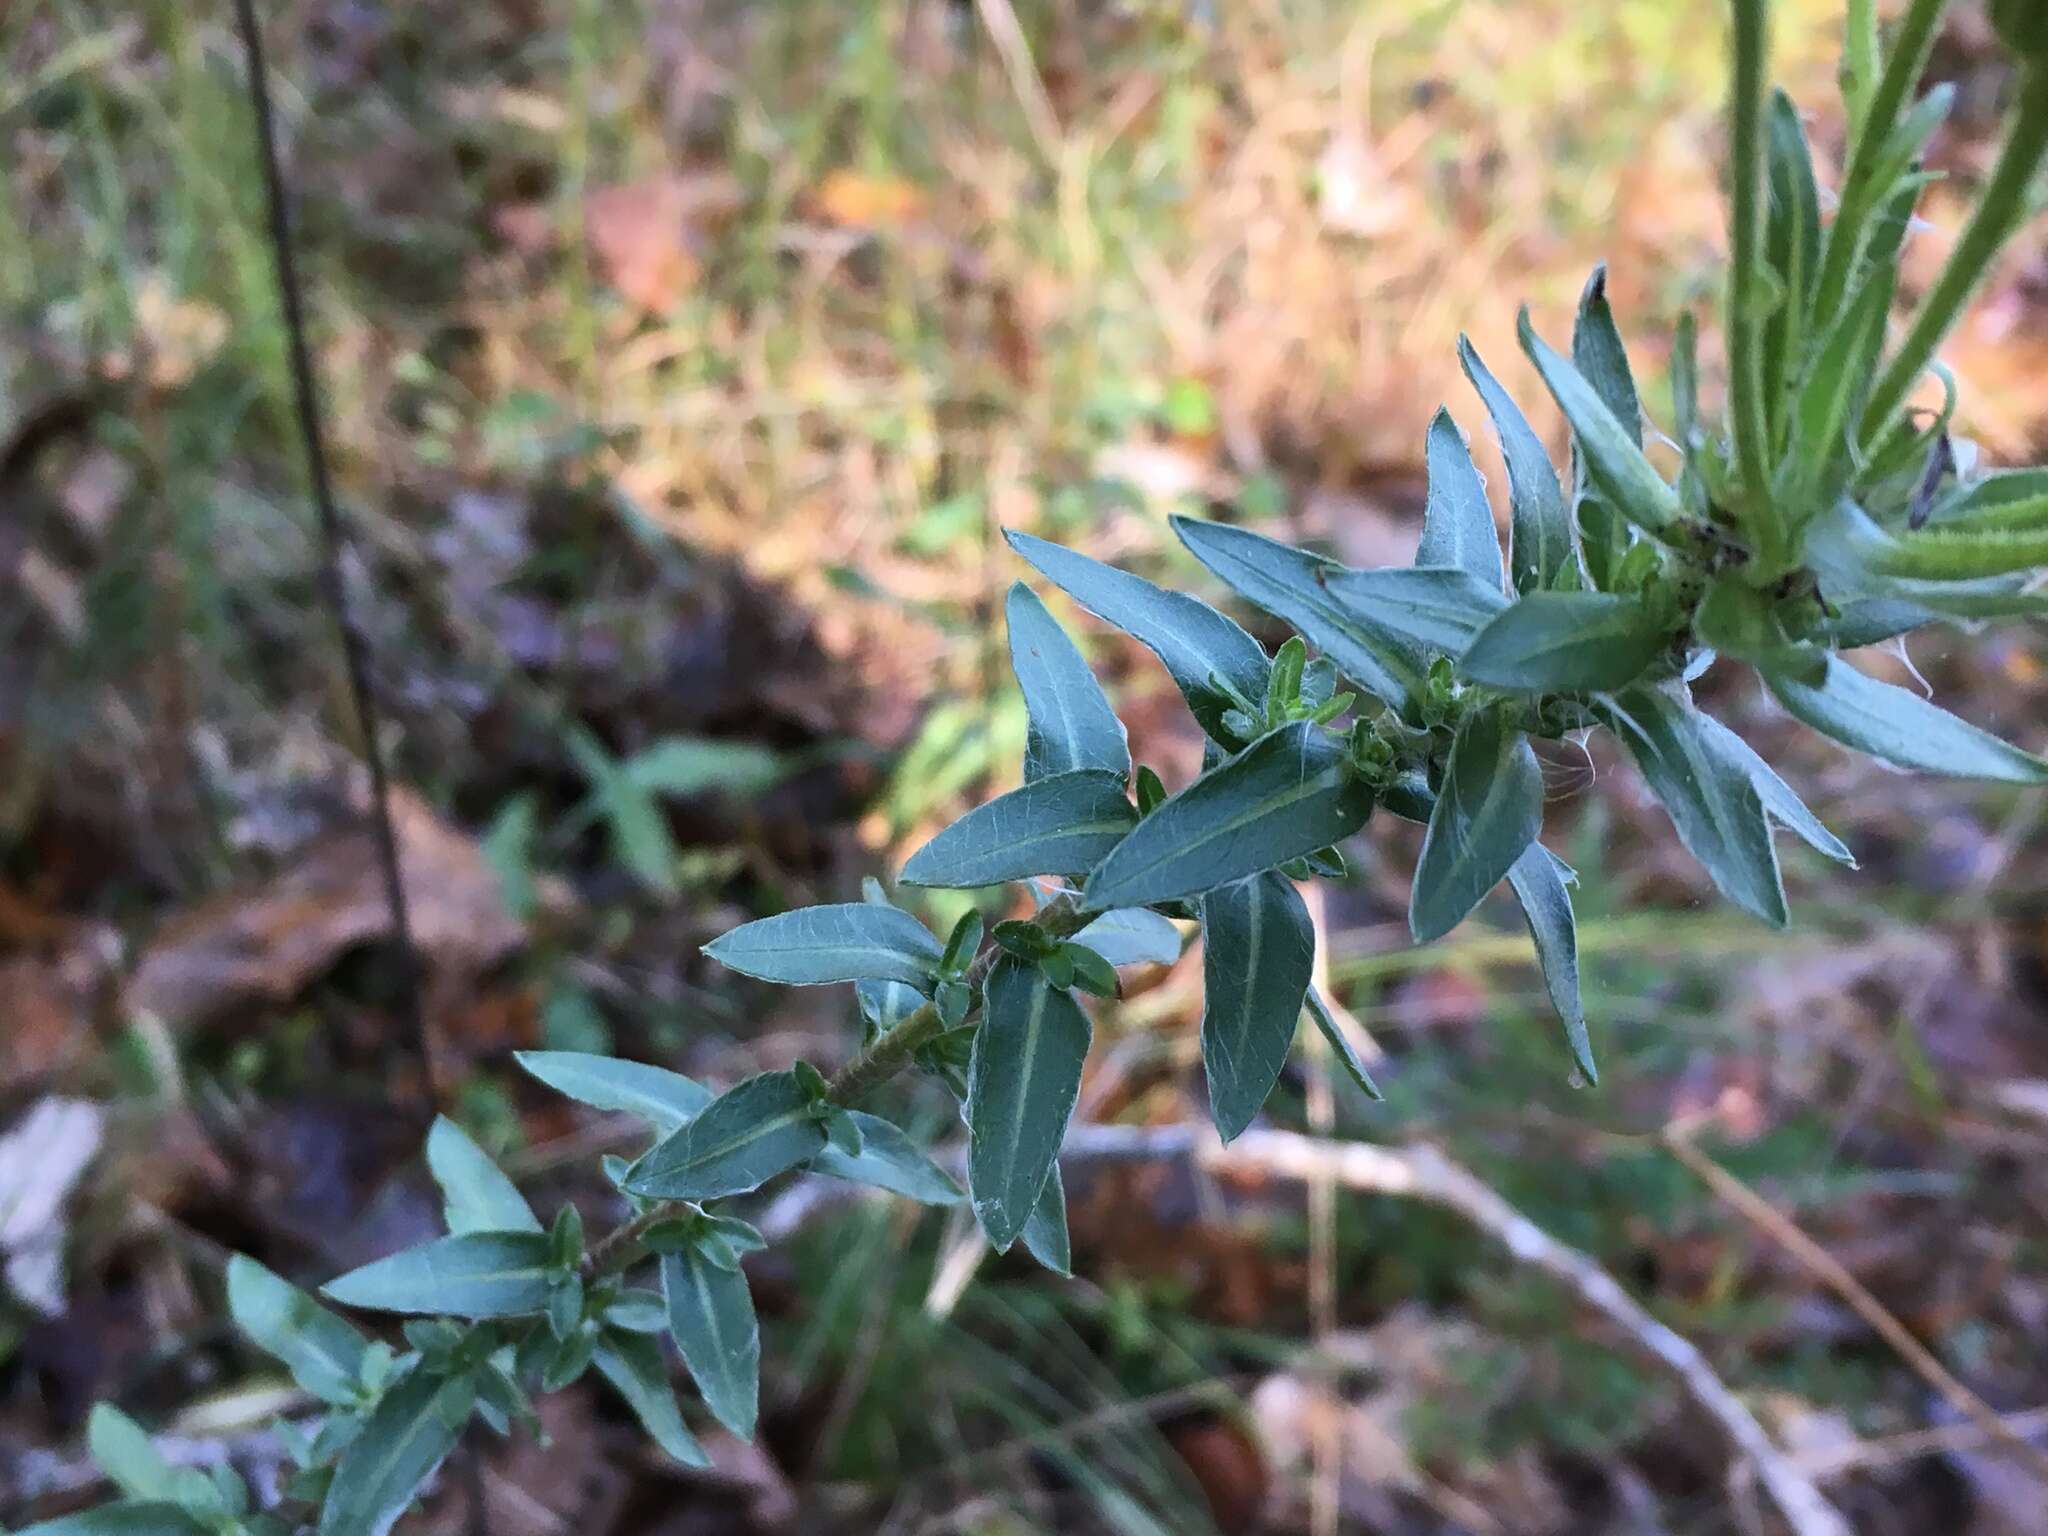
[5,2,2048,1533]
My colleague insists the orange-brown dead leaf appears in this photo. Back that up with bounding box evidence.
[809,169,925,229]
[124,788,530,1035]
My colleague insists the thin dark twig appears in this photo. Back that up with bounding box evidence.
[231,0,433,1102]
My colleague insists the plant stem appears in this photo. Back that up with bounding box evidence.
[828,892,1089,1102]
[1811,0,1947,326]
[1727,0,1780,556]
[583,892,1094,1278]
[1862,63,2048,443]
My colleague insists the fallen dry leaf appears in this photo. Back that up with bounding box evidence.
[584,172,741,314]
[808,169,924,229]
[124,787,528,1033]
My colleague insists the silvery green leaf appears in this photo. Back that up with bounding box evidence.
[426,1118,539,1236]
[1764,655,2048,783]
[1696,715,1856,865]
[539,1324,597,1392]
[811,1110,963,1204]
[1417,408,1506,588]
[1170,514,1420,711]
[603,1290,668,1333]
[1304,988,1380,1100]
[967,956,1091,1252]
[322,1232,556,1319]
[592,1329,709,1467]
[1504,846,1594,1083]
[87,1406,176,1502]
[17,1503,205,1534]
[1410,711,1544,943]
[900,770,1137,888]
[1603,688,1787,925]
[1007,582,1130,782]
[661,1247,760,1439]
[704,904,943,990]
[1572,266,1642,445]
[1199,872,1315,1143]
[1518,310,1684,540]
[1315,565,1511,678]
[513,1051,713,1137]
[1019,1163,1072,1276]
[1460,335,1571,592]
[1006,529,1270,742]
[1072,908,1183,967]
[1457,590,1670,692]
[318,1365,475,1536]
[1083,724,1374,909]
[626,1071,828,1202]
[226,1256,371,1407]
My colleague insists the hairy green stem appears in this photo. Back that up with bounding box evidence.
[584,892,1093,1278]
[825,892,1090,1103]
[1727,0,1781,558]
[1811,0,1947,326]
[1862,63,2048,442]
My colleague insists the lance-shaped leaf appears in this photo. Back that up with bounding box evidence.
[1762,88,1823,431]
[1200,872,1315,1142]
[1170,515,1420,711]
[627,1071,829,1202]
[1927,468,2048,531]
[1572,267,1640,590]
[1315,565,1511,685]
[1410,710,1544,942]
[318,1365,476,1536]
[1504,846,1594,1082]
[18,1502,205,1534]
[966,956,1091,1252]
[1006,529,1270,741]
[901,770,1137,888]
[323,1232,556,1319]
[1696,715,1856,865]
[1020,1163,1072,1276]
[1417,408,1506,588]
[1603,688,1787,925]
[1519,311,1683,540]
[811,1111,963,1204]
[1764,655,2048,783]
[226,1256,372,1407]
[661,1247,760,1440]
[1071,907,1184,968]
[1305,987,1381,1100]
[1007,582,1130,782]
[592,1329,709,1467]
[1083,723,1374,909]
[426,1118,539,1236]
[86,1406,177,1501]
[1460,336,1571,591]
[1868,524,2048,582]
[1791,270,1890,494]
[513,1051,712,1137]
[1572,266,1642,443]
[1457,590,1670,692]
[704,904,943,990]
